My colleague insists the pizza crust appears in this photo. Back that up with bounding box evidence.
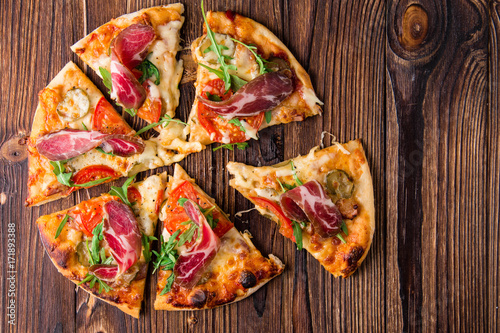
[154,164,284,310]
[227,140,375,278]
[36,174,166,318]
[186,11,322,146]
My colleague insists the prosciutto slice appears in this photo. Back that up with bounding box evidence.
[174,200,221,289]
[112,23,156,70]
[110,53,147,109]
[280,180,342,237]
[89,264,119,282]
[103,200,142,275]
[36,129,145,161]
[197,70,293,119]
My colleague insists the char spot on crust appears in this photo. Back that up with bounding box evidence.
[189,289,207,308]
[341,246,365,276]
[239,270,257,289]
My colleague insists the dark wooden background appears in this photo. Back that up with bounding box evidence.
[1,0,498,332]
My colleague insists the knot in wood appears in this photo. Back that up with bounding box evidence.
[1,135,28,163]
[400,4,428,51]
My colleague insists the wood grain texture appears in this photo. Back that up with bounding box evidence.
[0,0,497,332]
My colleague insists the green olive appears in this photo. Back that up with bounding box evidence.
[326,169,354,198]
[56,88,90,121]
[76,241,91,267]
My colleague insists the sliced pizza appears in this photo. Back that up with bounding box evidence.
[37,173,166,318]
[227,140,375,278]
[186,5,323,148]
[26,62,198,207]
[154,164,284,310]
[71,4,202,155]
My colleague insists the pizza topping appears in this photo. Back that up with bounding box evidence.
[37,129,144,161]
[111,23,156,70]
[56,88,90,121]
[197,70,293,119]
[99,134,145,157]
[92,97,134,135]
[336,198,359,220]
[71,165,120,188]
[110,53,147,109]
[89,265,119,282]
[280,180,342,237]
[326,170,354,199]
[103,200,142,275]
[250,196,295,241]
[174,200,221,289]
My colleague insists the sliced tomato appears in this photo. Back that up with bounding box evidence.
[197,78,264,143]
[68,196,116,237]
[72,165,120,187]
[93,97,134,135]
[136,91,162,124]
[250,196,295,241]
[127,186,142,204]
[155,189,164,215]
[164,180,233,238]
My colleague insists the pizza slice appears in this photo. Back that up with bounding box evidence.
[154,164,284,310]
[227,140,375,278]
[186,4,323,148]
[26,62,199,207]
[37,173,166,318]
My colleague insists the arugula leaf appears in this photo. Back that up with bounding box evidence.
[49,160,73,187]
[73,177,112,188]
[340,220,349,236]
[205,212,218,229]
[152,230,181,274]
[136,57,160,85]
[198,63,247,92]
[336,233,346,244]
[230,38,270,74]
[212,142,249,151]
[177,198,188,207]
[90,222,105,265]
[135,114,188,136]
[109,174,136,207]
[201,0,237,91]
[265,111,272,124]
[290,160,303,186]
[79,273,112,293]
[160,271,175,295]
[177,221,199,247]
[55,214,70,239]
[291,220,304,251]
[206,92,222,101]
[124,108,137,117]
[82,123,89,131]
[228,118,246,133]
[141,233,157,263]
[95,147,115,156]
[99,67,113,95]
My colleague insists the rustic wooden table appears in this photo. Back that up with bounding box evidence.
[1,0,498,332]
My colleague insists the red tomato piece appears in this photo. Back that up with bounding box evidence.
[197,79,264,143]
[68,196,116,237]
[127,186,142,204]
[164,180,233,238]
[71,165,120,187]
[250,196,295,241]
[93,97,134,135]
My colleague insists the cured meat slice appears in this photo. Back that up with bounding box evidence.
[173,200,221,289]
[89,265,119,282]
[196,71,293,119]
[110,54,147,109]
[36,129,145,161]
[112,23,156,70]
[103,200,142,275]
[280,180,342,237]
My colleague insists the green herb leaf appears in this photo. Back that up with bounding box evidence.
[177,222,199,248]
[95,147,115,156]
[90,222,104,264]
[152,230,181,274]
[124,108,137,117]
[136,57,160,85]
[230,38,270,74]
[228,118,246,133]
[99,67,113,95]
[49,160,73,187]
[135,114,188,136]
[109,174,136,207]
[82,123,89,131]
[265,111,272,124]
[206,92,222,101]
[177,198,188,207]
[198,63,248,92]
[73,176,112,188]
[291,220,303,251]
[55,214,70,239]
[212,142,249,151]
[336,233,346,244]
[160,271,175,295]
[290,160,303,186]
[141,233,157,263]
[340,220,349,236]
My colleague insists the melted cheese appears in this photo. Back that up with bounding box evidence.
[241,120,259,140]
[133,174,165,236]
